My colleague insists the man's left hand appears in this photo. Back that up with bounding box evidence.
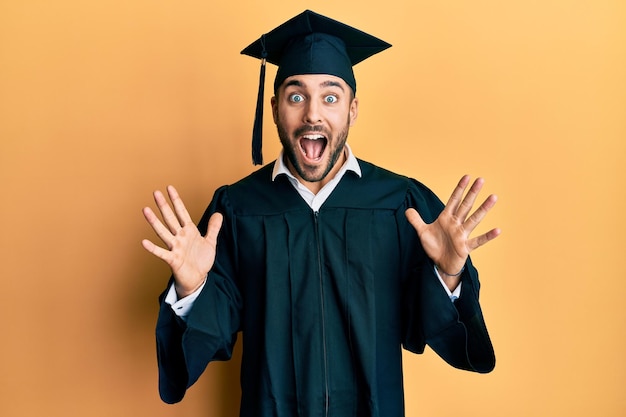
[405,175,501,287]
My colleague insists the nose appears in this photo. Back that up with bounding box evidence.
[303,100,322,124]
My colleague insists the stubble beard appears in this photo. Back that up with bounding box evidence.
[277,119,350,183]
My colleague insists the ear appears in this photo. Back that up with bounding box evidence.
[349,97,359,127]
[271,96,278,124]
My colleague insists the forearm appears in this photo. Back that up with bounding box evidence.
[165,278,207,320]
[434,264,464,292]
[433,264,462,300]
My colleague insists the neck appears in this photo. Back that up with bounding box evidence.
[287,147,347,195]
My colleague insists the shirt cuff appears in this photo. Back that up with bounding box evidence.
[164,278,207,320]
[433,266,462,302]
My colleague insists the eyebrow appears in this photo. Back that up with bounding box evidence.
[320,80,345,91]
[284,79,304,89]
[283,79,346,91]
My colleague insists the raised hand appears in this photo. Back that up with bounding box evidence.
[405,175,500,287]
[142,185,223,298]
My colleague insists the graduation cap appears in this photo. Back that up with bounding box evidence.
[241,10,391,165]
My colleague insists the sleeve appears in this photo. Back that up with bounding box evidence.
[155,186,243,404]
[433,266,462,301]
[401,179,495,374]
[164,279,207,319]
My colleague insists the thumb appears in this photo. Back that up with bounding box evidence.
[405,208,426,234]
[205,212,224,244]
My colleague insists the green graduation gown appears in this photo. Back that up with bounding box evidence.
[155,159,495,416]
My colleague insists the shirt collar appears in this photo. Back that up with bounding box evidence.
[271,143,362,182]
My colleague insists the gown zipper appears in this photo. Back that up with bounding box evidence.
[314,210,330,416]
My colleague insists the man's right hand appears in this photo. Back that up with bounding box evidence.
[142,185,223,298]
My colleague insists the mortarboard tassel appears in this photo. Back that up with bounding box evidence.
[251,36,267,165]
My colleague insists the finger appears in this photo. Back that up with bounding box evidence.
[468,227,501,251]
[405,208,426,234]
[142,206,175,248]
[445,175,471,213]
[153,189,182,234]
[141,238,174,264]
[204,212,224,244]
[463,194,498,234]
[456,177,485,220]
[167,185,194,228]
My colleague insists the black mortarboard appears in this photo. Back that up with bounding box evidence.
[241,10,391,165]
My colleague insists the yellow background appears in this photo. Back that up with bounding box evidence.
[1,0,624,416]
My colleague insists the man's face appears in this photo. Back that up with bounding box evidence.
[271,74,358,186]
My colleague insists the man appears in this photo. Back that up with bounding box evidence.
[142,10,500,417]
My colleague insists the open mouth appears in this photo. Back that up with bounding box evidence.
[299,134,327,162]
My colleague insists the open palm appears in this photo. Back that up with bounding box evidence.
[142,185,223,298]
[405,175,500,277]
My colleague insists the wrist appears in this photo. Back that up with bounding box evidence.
[434,264,465,277]
[175,275,207,299]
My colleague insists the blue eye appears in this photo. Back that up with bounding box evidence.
[324,95,338,103]
[289,94,304,103]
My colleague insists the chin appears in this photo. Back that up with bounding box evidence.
[296,163,330,183]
